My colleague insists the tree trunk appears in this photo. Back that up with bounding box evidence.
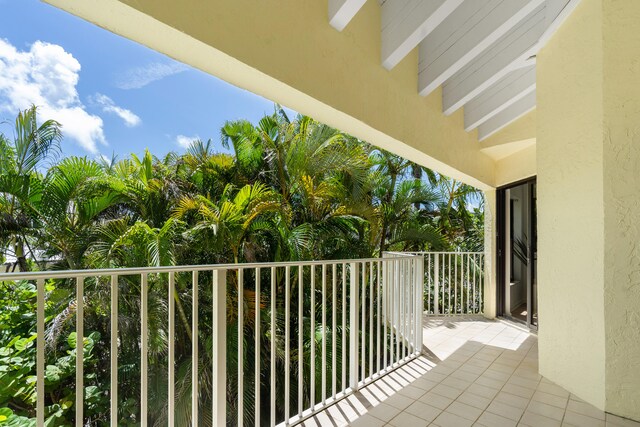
[379,173,397,256]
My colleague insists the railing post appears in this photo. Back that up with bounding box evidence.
[349,262,359,390]
[36,278,45,427]
[192,271,199,426]
[434,254,440,315]
[212,269,227,427]
[415,257,424,354]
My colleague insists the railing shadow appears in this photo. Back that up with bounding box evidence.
[300,318,538,426]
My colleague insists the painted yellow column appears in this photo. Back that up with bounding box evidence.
[537,0,640,419]
[483,190,497,319]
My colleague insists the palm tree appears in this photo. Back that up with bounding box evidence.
[431,175,483,247]
[37,157,122,269]
[370,150,445,254]
[0,107,487,426]
[174,182,281,264]
[0,106,62,271]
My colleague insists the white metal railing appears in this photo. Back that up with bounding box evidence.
[398,252,485,315]
[0,255,423,426]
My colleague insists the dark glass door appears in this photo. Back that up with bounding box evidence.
[497,178,538,330]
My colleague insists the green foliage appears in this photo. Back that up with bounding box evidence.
[0,106,483,425]
[0,280,107,426]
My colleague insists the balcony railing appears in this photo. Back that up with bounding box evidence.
[419,252,485,315]
[0,254,424,426]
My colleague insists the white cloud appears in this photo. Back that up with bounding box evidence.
[0,38,106,153]
[176,134,199,149]
[90,93,141,127]
[115,61,188,90]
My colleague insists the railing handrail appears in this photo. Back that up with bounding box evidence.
[4,254,426,426]
[397,251,484,255]
[0,254,422,281]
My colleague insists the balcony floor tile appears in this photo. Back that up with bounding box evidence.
[305,317,640,427]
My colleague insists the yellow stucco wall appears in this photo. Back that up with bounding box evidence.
[537,0,606,410]
[483,190,497,319]
[538,0,640,418]
[481,110,536,152]
[602,0,640,418]
[45,0,640,418]
[495,144,536,188]
[45,0,497,189]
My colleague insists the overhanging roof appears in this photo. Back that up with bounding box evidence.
[330,0,580,142]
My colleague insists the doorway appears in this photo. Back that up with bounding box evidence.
[497,178,537,330]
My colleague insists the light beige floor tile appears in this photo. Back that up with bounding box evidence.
[412,378,439,392]
[424,371,449,383]
[301,410,348,427]
[493,391,531,410]
[569,393,586,403]
[433,411,475,427]
[348,413,386,427]
[331,401,365,422]
[312,319,620,427]
[432,384,464,400]
[445,401,483,422]
[459,364,487,375]
[507,376,540,390]
[419,391,454,410]
[367,403,402,422]
[531,391,569,409]
[519,410,562,427]
[486,400,526,422]
[536,382,570,398]
[475,375,506,390]
[466,383,500,400]
[383,393,415,410]
[404,400,443,422]
[502,383,536,399]
[441,376,473,391]
[476,411,518,427]
[606,413,640,427]
[563,410,606,427]
[397,385,427,399]
[450,369,481,383]
[387,411,430,427]
[566,400,605,420]
[481,369,511,382]
[487,363,516,375]
[456,391,492,411]
[526,400,565,421]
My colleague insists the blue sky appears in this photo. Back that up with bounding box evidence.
[0,0,296,160]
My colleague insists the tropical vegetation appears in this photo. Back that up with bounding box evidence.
[0,106,483,426]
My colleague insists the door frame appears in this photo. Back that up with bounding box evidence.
[496,177,537,329]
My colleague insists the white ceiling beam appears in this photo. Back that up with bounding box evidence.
[464,66,536,131]
[442,4,545,116]
[329,0,367,31]
[381,0,463,70]
[539,0,582,48]
[417,0,544,97]
[478,90,536,141]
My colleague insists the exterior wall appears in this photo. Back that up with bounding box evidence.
[538,0,640,419]
[495,144,536,188]
[44,0,496,190]
[483,190,497,319]
[43,0,640,418]
[602,0,640,418]
[481,110,537,154]
[537,0,606,410]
